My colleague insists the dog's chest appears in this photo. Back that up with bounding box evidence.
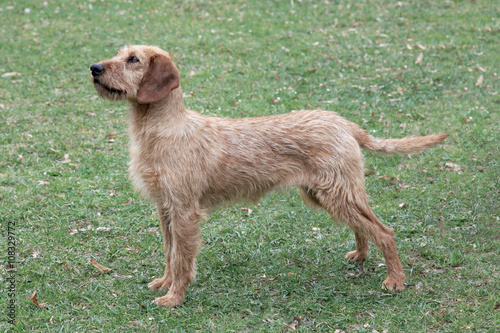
[127,135,162,201]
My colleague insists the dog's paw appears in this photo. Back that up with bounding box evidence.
[153,292,185,308]
[345,250,368,263]
[381,276,405,292]
[147,276,171,291]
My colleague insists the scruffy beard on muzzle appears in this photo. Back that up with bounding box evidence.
[93,78,127,101]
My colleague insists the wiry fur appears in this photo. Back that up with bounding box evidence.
[90,45,448,308]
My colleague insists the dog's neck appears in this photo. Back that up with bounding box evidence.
[128,87,195,138]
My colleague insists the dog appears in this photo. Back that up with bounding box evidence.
[90,45,448,308]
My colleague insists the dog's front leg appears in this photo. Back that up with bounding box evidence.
[152,205,201,308]
[148,204,173,292]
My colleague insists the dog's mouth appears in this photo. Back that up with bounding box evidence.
[93,78,126,96]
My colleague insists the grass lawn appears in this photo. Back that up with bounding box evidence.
[1,0,498,331]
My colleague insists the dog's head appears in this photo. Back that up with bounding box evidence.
[90,45,180,104]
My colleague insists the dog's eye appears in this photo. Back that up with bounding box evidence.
[127,56,139,63]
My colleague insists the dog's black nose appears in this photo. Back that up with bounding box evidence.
[90,64,105,77]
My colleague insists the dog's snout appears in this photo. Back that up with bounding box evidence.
[90,64,105,77]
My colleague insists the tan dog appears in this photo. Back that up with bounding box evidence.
[90,45,448,308]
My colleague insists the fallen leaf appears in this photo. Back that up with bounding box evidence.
[37,180,50,186]
[1,72,21,77]
[464,116,473,123]
[49,316,54,324]
[69,229,79,235]
[124,247,140,251]
[95,227,111,232]
[287,317,301,330]
[108,131,117,138]
[113,273,133,278]
[148,227,160,235]
[415,52,424,65]
[399,202,408,208]
[472,65,487,72]
[121,197,133,205]
[378,175,394,181]
[89,258,112,274]
[416,43,427,50]
[365,168,378,175]
[29,290,48,308]
[259,274,278,282]
[30,249,40,258]
[475,75,484,87]
[241,207,253,215]
[445,162,463,174]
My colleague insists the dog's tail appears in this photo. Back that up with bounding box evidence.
[350,123,449,154]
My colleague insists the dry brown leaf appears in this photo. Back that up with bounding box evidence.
[241,207,253,215]
[464,116,473,123]
[475,75,484,87]
[108,131,117,138]
[29,290,48,308]
[399,202,408,208]
[59,154,71,164]
[445,162,463,174]
[148,227,160,235]
[416,43,427,50]
[121,197,133,205]
[378,175,394,181]
[113,273,133,278]
[472,65,487,72]
[95,227,111,232]
[288,319,299,330]
[89,258,112,274]
[2,72,21,77]
[259,274,278,282]
[364,168,378,175]
[415,52,424,65]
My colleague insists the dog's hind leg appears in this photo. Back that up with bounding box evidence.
[308,152,405,291]
[318,185,404,290]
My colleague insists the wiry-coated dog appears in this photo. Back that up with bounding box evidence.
[90,45,448,308]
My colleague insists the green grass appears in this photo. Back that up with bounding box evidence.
[1,0,498,331]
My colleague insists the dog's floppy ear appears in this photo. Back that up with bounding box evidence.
[137,54,180,104]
